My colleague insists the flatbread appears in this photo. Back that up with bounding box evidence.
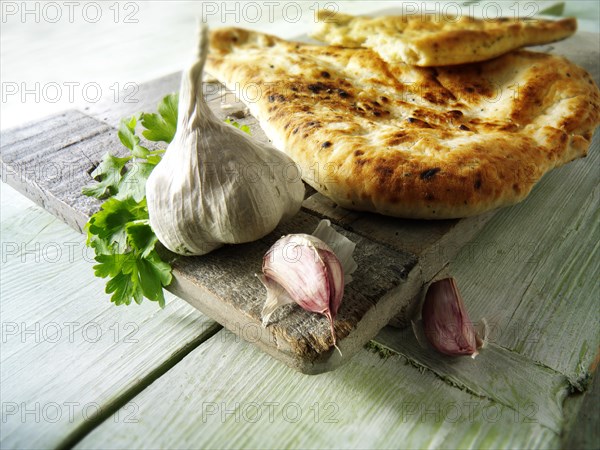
[206,28,600,219]
[312,10,577,66]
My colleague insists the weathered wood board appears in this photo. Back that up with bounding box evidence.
[0,103,493,374]
[2,30,598,374]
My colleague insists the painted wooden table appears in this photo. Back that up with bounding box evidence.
[1,2,598,449]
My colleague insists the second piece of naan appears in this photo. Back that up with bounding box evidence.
[312,10,577,66]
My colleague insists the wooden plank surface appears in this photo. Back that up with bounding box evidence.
[445,130,600,388]
[374,328,570,432]
[1,3,598,449]
[73,126,600,446]
[563,367,600,449]
[75,329,559,450]
[0,184,220,449]
[0,82,496,373]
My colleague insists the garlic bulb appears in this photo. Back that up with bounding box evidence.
[146,25,305,255]
[259,220,357,349]
[414,277,485,358]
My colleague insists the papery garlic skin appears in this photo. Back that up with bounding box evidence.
[146,25,305,256]
[312,219,357,283]
[422,278,480,358]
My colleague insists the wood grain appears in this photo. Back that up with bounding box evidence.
[447,133,600,388]
[0,185,220,449]
[374,327,570,432]
[0,109,427,374]
[75,329,559,450]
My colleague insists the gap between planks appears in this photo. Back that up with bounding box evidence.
[54,323,222,450]
[74,327,559,450]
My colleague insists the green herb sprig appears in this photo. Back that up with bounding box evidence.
[83,93,252,307]
[83,93,178,308]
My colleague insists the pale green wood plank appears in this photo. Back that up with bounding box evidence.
[75,328,558,450]
[0,184,220,449]
[562,365,600,449]
[374,327,570,432]
[446,132,600,387]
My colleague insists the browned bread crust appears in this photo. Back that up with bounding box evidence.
[207,28,600,219]
[312,11,577,66]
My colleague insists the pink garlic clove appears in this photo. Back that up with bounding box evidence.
[422,277,480,358]
[261,233,343,346]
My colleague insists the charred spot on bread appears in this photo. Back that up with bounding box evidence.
[420,168,441,180]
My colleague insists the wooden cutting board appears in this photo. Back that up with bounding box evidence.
[3,32,596,374]
[0,83,493,374]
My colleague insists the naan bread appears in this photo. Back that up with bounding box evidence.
[312,10,577,66]
[206,28,600,219]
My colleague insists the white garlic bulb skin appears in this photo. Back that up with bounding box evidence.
[146,25,305,256]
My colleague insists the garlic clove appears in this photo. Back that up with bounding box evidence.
[262,233,341,315]
[261,234,341,347]
[421,277,481,358]
[259,220,356,349]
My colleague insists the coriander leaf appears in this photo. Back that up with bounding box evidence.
[118,115,138,150]
[126,220,158,258]
[131,278,144,305]
[85,218,112,255]
[118,115,150,158]
[93,253,128,278]
[87,234,113,255]
[93,252,138,305]
[146,150,165,165]
[141,93,178,143]
[116,161,156,202]
[136,251,172,308]
[146,251,172,286]
[82,153,131,199]
[225,118,251,135]
[120,259,145,305]
[82,184,110,201]
[87,197,148,252]
[84,94,177,308]
[106,271,138,306]
[132,144,150,159]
